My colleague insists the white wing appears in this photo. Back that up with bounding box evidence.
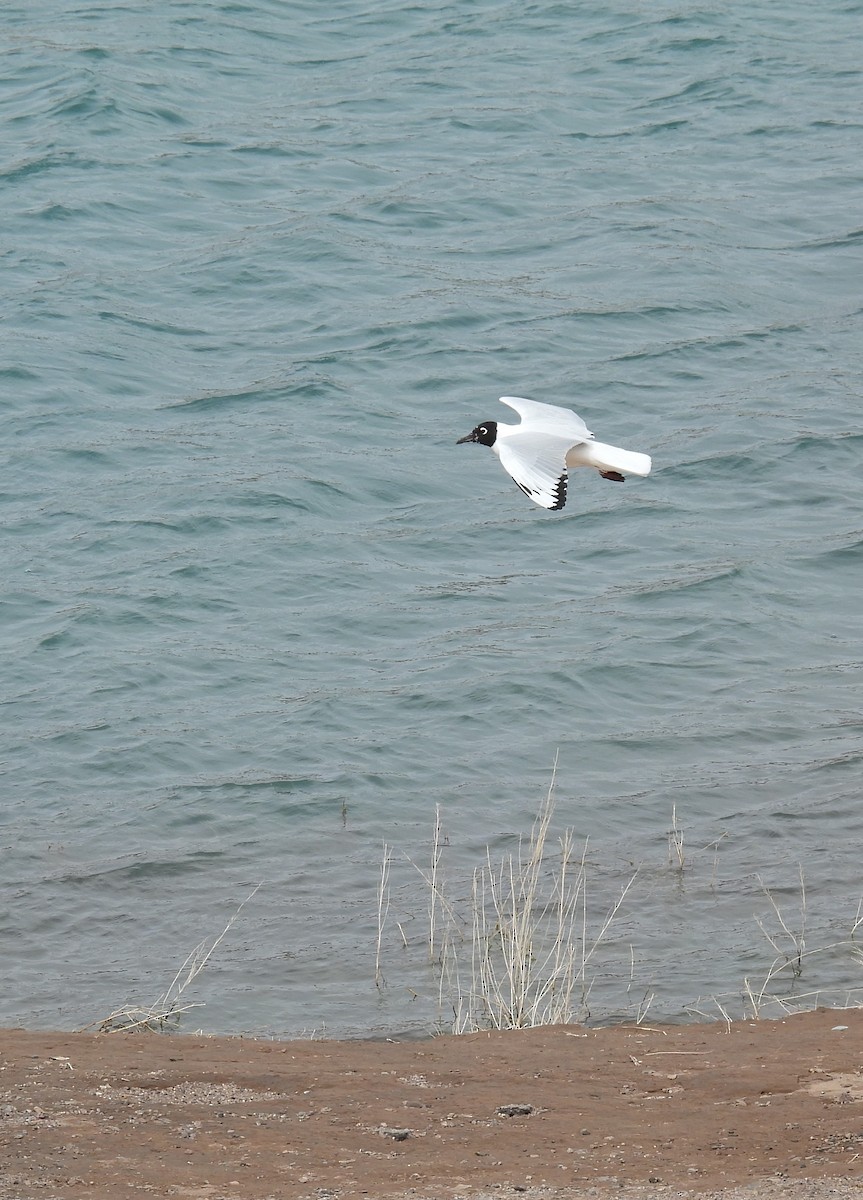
[499,396,593,443]
[496,431,576,510]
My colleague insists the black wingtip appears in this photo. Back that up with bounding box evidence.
[514,472,568,510]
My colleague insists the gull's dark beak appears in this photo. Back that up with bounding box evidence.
[456,431,476,445]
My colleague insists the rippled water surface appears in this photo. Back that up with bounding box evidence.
[2,1,863,1037]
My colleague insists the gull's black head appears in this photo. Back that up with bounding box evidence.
[456,420,497,448]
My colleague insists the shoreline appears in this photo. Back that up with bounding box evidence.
[2,1008,863,1199]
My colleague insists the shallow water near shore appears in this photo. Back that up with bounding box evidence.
[2,1,863,1038]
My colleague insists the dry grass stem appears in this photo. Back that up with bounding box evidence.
[668,804,685,870]
[375,843,392,990]
[428,805,443,961]
[755,865,806,976]
[404,814,460,963]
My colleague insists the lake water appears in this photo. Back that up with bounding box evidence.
[2,0,863,1039]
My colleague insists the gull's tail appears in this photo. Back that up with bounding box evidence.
[567,440,652,478]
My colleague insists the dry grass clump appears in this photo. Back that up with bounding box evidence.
[686,870,863,1024]
[742,870,863,1019]
[389,761,637,1033]
[85,885,261,1034]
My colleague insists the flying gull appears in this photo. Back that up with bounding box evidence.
[456,396,651,511]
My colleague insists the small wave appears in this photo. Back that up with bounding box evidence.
[0,149,92,184]
[565,117,692,140]
[799,535,863,570]
[97,309,204,337]
[52,84,119,121]
[612,321,804,364]
[779,430,863,454]
[0,365,40,381]
[162,384,276,412]
[793,227,863,252]
[805,747,863,774]
[664,450,760,482]
[416,573,530,599]
[58,850,225,887]
[611,562,742,599]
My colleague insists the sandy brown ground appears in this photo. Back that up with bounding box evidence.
[1,1008,863,1200]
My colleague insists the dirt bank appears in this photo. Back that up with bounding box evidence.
[2,1008,862,1199]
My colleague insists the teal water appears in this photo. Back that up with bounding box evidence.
[2,1,863,1037]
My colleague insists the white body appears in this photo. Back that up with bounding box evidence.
[493,396,651,510]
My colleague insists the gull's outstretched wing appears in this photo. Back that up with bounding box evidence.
[496,432,576,510]
[499,396,594,444]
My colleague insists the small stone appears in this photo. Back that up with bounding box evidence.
[380,1126,411,1141]
[496,1103,535,1117]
